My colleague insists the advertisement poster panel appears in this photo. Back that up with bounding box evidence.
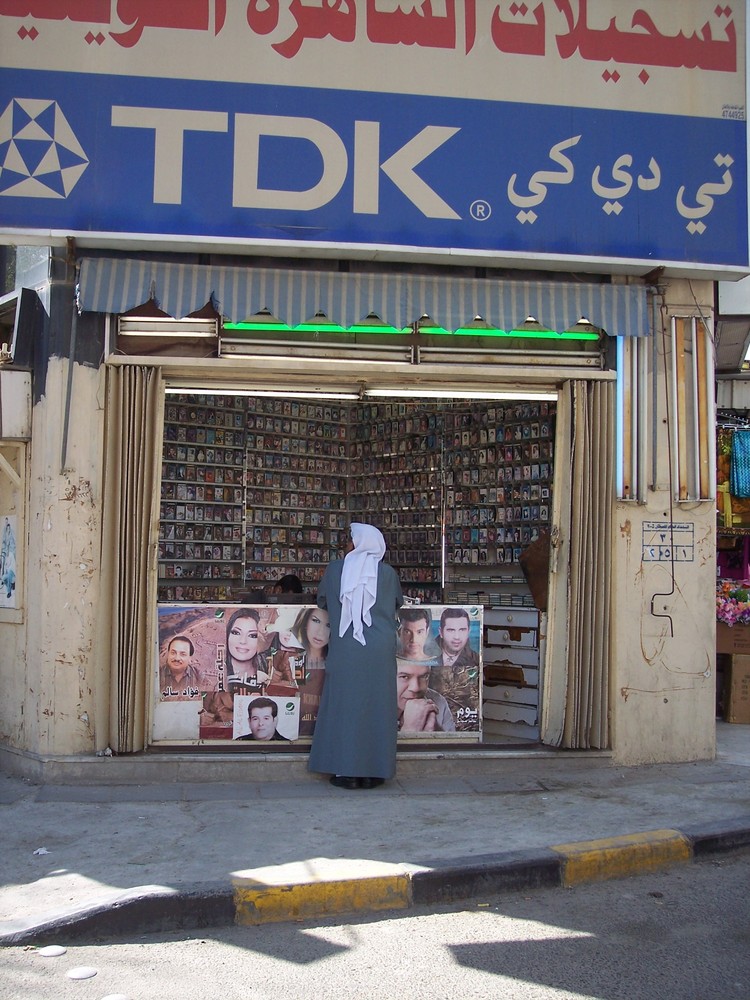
[154,601,482,743]
[397,604,482,736]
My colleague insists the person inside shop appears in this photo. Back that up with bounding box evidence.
[308,522,403,790]
[397,659,456,733]
[160,634,203,699]
[396,607,439,663]
[236,697,290,742]
[435,607,480,668]
[273,573,304,595]
[293,606,330,737]
[268,573,308,604]
[225,608,296,695]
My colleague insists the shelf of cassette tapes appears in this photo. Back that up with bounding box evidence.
[348,402,443,603]
[244,396,350,587]
[444,401,554,580]
[159,394,247,602]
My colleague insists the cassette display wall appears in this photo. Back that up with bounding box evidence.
[158,393,556,609]
[348,403,443,603]
[443,402,554,569]
[159,395,246,602]
[244,397,349,586]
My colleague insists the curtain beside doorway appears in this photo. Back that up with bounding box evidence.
[545,379,613,750]
[96,366,163,753]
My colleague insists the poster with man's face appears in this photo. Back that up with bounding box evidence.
[232,694,300,742]
[396,605,482,735]
[154,603,322,741]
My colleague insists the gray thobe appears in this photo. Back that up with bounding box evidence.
[308,558,403,779]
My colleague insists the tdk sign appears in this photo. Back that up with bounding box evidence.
[0,70,745,267]
[111,106,461,219]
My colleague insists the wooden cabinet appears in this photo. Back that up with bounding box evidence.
[482,606,541,741]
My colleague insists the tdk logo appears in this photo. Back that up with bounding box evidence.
[0,98,89,198]
[111,107,461,219]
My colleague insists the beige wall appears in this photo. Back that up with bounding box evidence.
[611,504,716,764]
[0,357,105,756]
[610,279,716,765]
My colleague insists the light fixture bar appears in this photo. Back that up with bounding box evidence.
[221,321,600,340]
[223,321,293,332]
[219,344,413,364]
[293,322,348,332]
[500,329,599,340]
[165,385,557,401]
[366,388,558,400]
[346,324,402,334]
[119,317,218,337]
[249,390,360,400]
[165,387,359,399]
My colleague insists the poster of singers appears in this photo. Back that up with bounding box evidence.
[155,603,482,743]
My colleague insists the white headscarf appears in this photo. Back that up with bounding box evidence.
[338,523,386,646]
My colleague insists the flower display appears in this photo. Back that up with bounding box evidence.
[717,580,750,626]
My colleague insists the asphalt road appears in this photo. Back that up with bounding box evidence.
[4,854,749,1000]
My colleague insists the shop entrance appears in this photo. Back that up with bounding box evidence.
[156,388,557,748]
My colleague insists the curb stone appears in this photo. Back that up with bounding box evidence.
[2,820,749,945]
[681,815,750,857]
[0,883,234,946]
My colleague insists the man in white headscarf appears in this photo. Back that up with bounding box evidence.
[308,523,403,789]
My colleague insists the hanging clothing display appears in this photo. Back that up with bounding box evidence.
[730,429,750,498]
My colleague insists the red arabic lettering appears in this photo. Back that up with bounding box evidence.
[555,0,737,72]
[0,1,109,20]
[216,0,227,34]
[246,0,280,36]
[491,1,545,56]
[463,0,475,55]
[110,0,226,48]
[366,0,456,50]
[250,0,356,59]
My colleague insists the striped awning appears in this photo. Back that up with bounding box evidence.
[78,256,649,336]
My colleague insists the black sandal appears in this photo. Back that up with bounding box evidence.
[329,775,360,790]
[359,777,384,789]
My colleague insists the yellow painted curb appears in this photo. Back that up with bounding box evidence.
[232,859,412,925]
[551,829,692,886]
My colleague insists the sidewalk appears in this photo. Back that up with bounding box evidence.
[1,722,749,944]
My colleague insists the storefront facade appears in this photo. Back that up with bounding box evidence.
[0,2,745,775]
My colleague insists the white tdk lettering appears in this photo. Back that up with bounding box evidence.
[111,106,460,218]
[111,106,229,204]
[233,114,348,211]
[354,121,460,219]
[235,114,460,218]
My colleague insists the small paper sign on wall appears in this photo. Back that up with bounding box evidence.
[0,515,17,609]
